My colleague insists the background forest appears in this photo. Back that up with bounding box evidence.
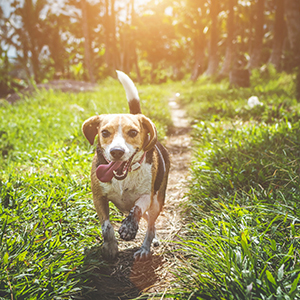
[0,0,300,97]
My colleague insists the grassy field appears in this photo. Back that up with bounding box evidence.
[1,68,299,300]
[168,67,300,299]
[0,79,172,299]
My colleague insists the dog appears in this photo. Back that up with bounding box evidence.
[82,71,170,260]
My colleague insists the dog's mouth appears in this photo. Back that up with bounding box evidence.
[96,149,139,182]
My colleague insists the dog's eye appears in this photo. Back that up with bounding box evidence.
[128,129,138,138]
[101,130,111,138]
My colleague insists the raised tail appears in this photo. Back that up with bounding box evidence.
[116,70,141,114]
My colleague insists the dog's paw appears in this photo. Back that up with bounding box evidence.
[118,215,139,241]
[118,206,141,241]
[133,246,151,260]
[102,241,118,261]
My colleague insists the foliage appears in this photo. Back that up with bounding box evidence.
[168,70,300,299]
[1,0,299,88]
[0,80,172,299]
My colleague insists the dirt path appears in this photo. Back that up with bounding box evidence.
[87,95,192,299]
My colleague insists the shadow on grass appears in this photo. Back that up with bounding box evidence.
[75,245,164,300]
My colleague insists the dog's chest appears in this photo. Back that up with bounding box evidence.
[100,163,152,212]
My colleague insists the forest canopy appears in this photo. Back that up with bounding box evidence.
[0,0,300,97]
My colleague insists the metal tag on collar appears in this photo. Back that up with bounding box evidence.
[131,162,141,171]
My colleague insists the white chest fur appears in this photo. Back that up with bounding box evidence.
[99,162,152,213]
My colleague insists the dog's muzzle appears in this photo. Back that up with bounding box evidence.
[96,148,140,182]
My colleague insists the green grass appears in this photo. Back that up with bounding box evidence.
[176,66,298,125]
[168,68,300,299]
[0,79,172,299]
[2,69,300,300]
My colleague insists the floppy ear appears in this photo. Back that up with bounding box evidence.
[140,115,157,152]
[82,116,101,145]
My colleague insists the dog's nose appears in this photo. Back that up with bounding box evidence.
[110,148,125,160]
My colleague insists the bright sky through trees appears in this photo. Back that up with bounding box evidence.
[0,0,299,97]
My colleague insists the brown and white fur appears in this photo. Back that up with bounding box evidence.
[82,71,170,260]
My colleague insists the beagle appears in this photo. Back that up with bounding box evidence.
[82,71,170,260]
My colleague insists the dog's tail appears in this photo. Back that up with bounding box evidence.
[116,70,141,114]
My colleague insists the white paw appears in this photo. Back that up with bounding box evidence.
[133,246,151,260]
[102,241,118,261]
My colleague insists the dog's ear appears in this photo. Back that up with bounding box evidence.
[140,115,157,152]
[82,116,101,145]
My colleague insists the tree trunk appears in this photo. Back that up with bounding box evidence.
[110,0,119,71]
[131,0,142,83]
[190,33,206,81]
[248,0,265,69]
[229,69,250,87]
[285,0,300,100]
[23,0,42,82]
[219,0,236,77]
[81,0,95,83]
[205,0,219,76]
[120,3,130,74]
[268,0,285,70]
[104,0,112,74]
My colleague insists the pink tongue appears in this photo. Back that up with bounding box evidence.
[96,161,123,182]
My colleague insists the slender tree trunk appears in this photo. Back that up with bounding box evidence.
[81,0,95,83]
[131,0,141,83]
[219,0,235,76]
[269,0,285,70]
[125,3,131,74]
[110,0,119,71]
[190,33,205,81]
[30,44,41,82]
[120,3,130,73]
[285,0,300,100]
[104,0,112,73]
[205,0,219,76]
[249,0,265,69]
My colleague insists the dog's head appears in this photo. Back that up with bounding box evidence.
[82,114,157,181]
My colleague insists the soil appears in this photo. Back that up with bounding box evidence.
[82,95,192,300]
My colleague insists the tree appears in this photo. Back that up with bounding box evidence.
[248,0,265,69]
[104,0,119,75]
[205,0,220,76]
[9,0,48,83]
[81,0,95,83]
[130,0,141,82]
[65,0,104,80]
[136,1,176,82]
[219,0,236,77]
[285,0,300,100]
[185,0,208,81]
[268,0,285,70]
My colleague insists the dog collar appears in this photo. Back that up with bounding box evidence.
[129,150,147,172]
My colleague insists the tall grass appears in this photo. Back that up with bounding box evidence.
[170,68,300,300]
[0,79,172,299]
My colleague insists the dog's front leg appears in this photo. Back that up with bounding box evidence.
[94,196,118,260]
[118,194,150,241]
[101,219,118,260]
[92,159,118,260]
[134,194,160,260]
[95,199,118,260]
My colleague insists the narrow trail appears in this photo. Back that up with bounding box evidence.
[88,95,192,299]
